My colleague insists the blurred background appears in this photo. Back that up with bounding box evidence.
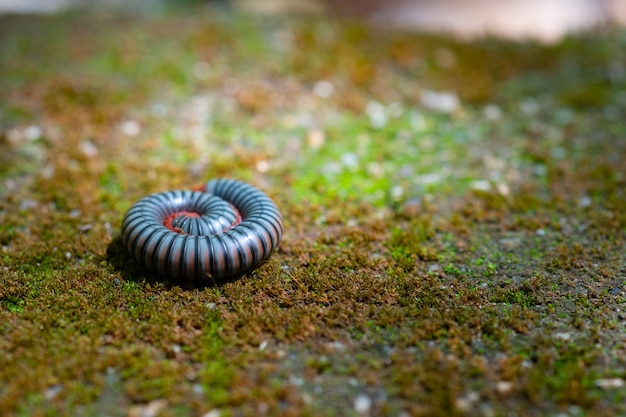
[1,0,625,42]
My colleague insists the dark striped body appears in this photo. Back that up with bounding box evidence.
[121,179,283,281]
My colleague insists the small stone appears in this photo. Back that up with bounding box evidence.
[256,160,269,173]
[495,381,513,394]
[390,185,404,201]
[387,101,404,118]
[366,162,383,177]
[354,393,372,414]
[341,152,358,169]
[520,98,539,115]
[307,129,325,149]
[455,391,479,412]
[313,80,334,98]
[119,120,141,137]
[365,101,387,128]
[128,400,167,417]
[420,89,460,113]
[499,237,521,250]
[553,332,571,341]
[79,140,98,158]
[578,196,592,208]
[470,180,491,192]
[324,341,347,352]
[595,378,625,389]
[19,199,38,211]
[496,183,510,197]
[483,104,502,120]
[417,172,442,185]
[44,384,63,400]
[24,125,43,141]
[289,375,304,386]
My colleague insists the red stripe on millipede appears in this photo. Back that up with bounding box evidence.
[164,211,200,233]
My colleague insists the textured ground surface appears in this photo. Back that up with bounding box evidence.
[1,4,625,416]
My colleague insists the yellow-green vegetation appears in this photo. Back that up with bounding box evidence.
[1,4,625,416]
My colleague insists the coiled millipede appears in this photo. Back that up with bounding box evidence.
[121,179,283,281]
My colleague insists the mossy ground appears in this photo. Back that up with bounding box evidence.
[1,4,625,416]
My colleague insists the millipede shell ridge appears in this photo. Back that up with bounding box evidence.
[121,178,284,281]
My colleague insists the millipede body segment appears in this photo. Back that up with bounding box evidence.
[121,179,284,281]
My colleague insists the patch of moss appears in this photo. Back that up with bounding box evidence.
[0,4,625,417]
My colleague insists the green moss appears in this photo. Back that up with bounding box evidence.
[0,5,625,417]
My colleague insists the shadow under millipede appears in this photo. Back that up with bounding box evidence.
[105,235,247,289]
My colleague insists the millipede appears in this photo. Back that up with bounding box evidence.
[121,178,284,281]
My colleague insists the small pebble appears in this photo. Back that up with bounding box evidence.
[420,89,460,113]
[578,196,592,208]
[455,391,479,412]
[519,98,539,115]
[256,160,269,173]
[495,381,513,394]
[44,384,63,400]
[417,173,442,185]
[553,332,571,341]
[307,129,325,149]
[341,152,359,169]
[128,399,167,417]
[19,199,38,211]
[354,393,372,414]
[289,375,304,386]
[313,80,334,98]
[119,120,141,137]
[79,140,98,158]
[390,185,404,201]
[496,183,510,196]
[470,180,491,192]
[499,237,521,250]
[365,101,387,128]
[24,125,43,141]
[483,104,502,120]
[324,341,347,352]
[595,378,625,389]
